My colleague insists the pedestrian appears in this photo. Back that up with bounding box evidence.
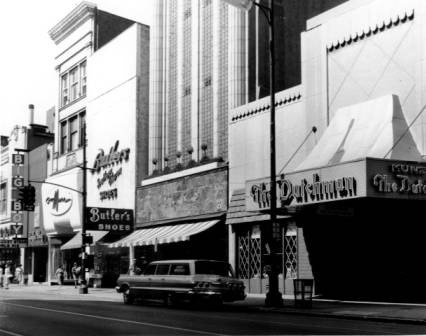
[15,264,23,285]
[71,262,80,288]
[55,265,65,286]
[3,262,12,289]
[0,262,4,288]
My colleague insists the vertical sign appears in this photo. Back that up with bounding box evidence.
[11,153,25,238]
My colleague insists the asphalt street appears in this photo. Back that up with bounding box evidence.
[0,290,425,335]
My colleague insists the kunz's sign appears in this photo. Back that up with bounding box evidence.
[85,207,133,232]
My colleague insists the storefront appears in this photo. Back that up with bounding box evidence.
[83,22,149,286]
[111,164,229,270]
[42,167,83,284]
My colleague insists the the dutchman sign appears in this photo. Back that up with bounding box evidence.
[85,206,133,232]
[246,158,426,211]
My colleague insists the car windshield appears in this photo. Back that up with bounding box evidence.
[195,261,233,277]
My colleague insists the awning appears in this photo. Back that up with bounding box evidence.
[109,220,219,248]
[296,95,422,172]
[60,230,109,250]
[226,189,290,225]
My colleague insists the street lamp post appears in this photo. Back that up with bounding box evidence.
[223,0,283,307]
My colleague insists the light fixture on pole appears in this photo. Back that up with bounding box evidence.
[223,0,283,307]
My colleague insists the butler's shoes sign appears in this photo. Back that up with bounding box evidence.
[85,207,133,232]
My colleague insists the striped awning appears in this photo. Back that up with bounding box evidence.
[60,230,109,250]
[109,220,219,248]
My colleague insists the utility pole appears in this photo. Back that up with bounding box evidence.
[80,123,88,294]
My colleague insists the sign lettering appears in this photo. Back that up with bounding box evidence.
[85,207,133,232]
[45,189,73,216]
[92,141,130,173]
[12,154,24,165]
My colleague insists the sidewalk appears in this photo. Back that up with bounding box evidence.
[3,284,426,325]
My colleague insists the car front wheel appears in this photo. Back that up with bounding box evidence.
[123,288,134,305]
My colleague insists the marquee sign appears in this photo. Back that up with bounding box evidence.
[246,158,426,211]
[85,206,133,232]
[91,140,130,201]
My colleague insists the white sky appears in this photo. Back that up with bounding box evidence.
[0,0,153,137]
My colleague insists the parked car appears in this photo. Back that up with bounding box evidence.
[116,259,246,305]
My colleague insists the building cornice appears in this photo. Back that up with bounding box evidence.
[49,1,97,44]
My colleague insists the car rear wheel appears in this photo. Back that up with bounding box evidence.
[123,288,134,305]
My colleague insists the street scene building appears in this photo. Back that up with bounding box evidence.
[43,2,148,286]
[228,0,426,302]
[1,0,426,308]
[0,106,54,283]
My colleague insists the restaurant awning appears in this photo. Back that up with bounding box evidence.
[60,230,109,250]
[109,220,219,248]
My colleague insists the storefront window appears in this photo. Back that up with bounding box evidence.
[284,224,298,279]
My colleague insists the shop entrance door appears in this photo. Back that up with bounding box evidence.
[33,248,48,283]
[283,225,298,295]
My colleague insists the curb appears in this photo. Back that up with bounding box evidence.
[253,306,426,326]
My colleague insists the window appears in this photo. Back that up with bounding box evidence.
[80,61,87,97]
[195,261,233,277]
[79,113,86,147]
[170,264,190,276]
[59,111,86,155]
[60,121,67,155]
[0,183,7,214]
[69,116,79,151]
[144,264,157,275]
[61,74,69,106]
[60,60,87,107]
[155,264,170,275]
[69,67,79,101]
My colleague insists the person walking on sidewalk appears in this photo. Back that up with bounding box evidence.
[15,264,23,285]
[71,262,80,288]
[55,265,65,286]
[3,262,12,289]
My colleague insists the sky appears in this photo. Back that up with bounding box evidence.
[0,0,153,136]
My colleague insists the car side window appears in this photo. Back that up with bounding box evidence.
[170,263,190,275]
[144,264,157,275]
[155,264,170,275]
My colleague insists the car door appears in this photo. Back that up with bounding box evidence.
[134,263,157,297]
[151,263,170,297]
[169,263,191,293]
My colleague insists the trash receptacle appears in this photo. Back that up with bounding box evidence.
[79,280,88,294]
[293,279,313,308]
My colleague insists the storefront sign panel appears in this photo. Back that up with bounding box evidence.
[137,168,228,225]
[246,160,367,210]
[367,158,426,200]
[85,207,133,232]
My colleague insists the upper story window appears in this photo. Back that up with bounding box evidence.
[59,111,86,155]
[60,60,87,108]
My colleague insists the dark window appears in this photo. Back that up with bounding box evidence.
[69,116,78,151]
[79,112,86,147]
[60,121,67,154]
[156,264,170,275]
[170,264,190,275]
[195,261,233,277]
[144,264,157,275]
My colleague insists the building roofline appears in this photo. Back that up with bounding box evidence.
[48,1,97,44]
